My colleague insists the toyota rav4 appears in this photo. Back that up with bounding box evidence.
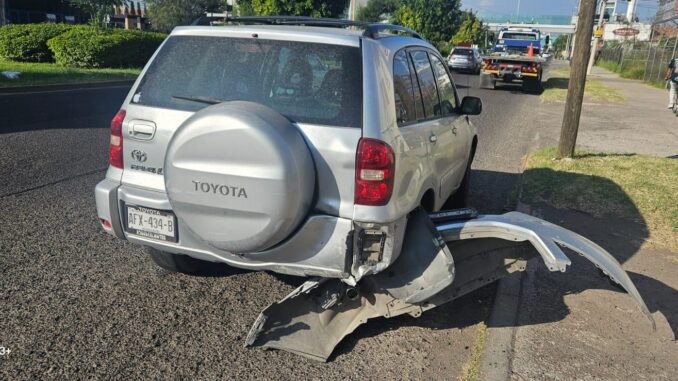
[95,17,481,281]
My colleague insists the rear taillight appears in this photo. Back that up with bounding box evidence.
[109,110,126,168]
[355,138,395,206]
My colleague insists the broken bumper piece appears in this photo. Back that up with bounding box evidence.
[245,209,655,361]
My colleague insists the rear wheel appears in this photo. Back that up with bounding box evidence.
[443,147,474,209]
[522,73,543,93]
[148,247,242,276]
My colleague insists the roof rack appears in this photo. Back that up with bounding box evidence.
[191,14,424,40]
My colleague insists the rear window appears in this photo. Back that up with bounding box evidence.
[451,48,472,56]
[132,36,362,127]
[500,32,538,41]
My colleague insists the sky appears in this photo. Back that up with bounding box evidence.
[461,0,659,22]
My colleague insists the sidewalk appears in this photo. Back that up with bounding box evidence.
[481,63,678,380]
[535,64,678,158]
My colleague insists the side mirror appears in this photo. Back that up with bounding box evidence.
[460,96,482,115]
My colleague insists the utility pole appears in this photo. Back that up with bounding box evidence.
[558,0,597,158]
[587,0,607,75]
[626,0,637,23]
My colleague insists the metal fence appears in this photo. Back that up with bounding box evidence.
[598,37,678,85]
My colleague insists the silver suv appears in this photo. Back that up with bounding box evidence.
[95,17,482,282]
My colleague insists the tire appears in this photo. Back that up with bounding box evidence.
[443,152,474,210]
[148,247,242,276]
[522,75,542,93]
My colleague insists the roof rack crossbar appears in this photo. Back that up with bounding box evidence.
[190,15,423,40]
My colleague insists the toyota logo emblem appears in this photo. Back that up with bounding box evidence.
[131,149,147,162]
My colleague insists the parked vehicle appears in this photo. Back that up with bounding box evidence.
[480,27,545,92]
[447,46,481,74]
[95,16,652,361]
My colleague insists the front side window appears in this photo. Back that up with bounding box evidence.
[410,50,441,119]
[429,54,457,115]
[133,36,362,127]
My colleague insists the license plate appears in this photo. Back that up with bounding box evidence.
[125,205,177,242]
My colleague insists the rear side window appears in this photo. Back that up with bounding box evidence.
[410,50,441,119]
[429,54,457,115]
[133,36,362,127]
[393,51,417,125]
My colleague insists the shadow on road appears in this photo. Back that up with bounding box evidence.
[0,85,130,134]
[542,77,570,90]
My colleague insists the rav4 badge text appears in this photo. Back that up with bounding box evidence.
[192,181,248,198]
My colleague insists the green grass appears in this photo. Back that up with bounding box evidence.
[597,59,665,88]
[541,67,624,103]
[522,147,678,251]
[0,58,139,88]
[460,322,487,381]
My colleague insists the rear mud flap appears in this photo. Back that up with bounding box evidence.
[245,209,655,361]
[480,73,495,89]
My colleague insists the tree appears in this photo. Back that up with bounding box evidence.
[393,0,462,45]
[552,34,568,55]
[69,0,124,27]
[450,13,484,46]
[146,0,227,33]
[237,0,348,18]
[356,0,401,23]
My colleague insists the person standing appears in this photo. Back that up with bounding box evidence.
[666,54,678,109]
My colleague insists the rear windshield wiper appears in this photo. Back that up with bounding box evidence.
[171,95,227,105]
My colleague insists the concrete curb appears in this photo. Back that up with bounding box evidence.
[478,167,532,381]
[0,80,135,94]
[478,272,523,381]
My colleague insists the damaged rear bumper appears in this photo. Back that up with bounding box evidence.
[246,209,655,361]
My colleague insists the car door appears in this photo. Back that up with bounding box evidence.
[391,50,433,209]
[409,49,458,206]
[428,52,471,199]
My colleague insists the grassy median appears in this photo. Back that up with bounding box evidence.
[541,67,624,104]
[521,147,678,251]
[0,58,139,88]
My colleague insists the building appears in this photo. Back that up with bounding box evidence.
[2,0,89,24]
[0,0,148,29]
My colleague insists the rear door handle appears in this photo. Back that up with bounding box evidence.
[128,121,156,140]
[429,134,438,143]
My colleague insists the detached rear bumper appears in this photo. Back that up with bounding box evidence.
[246,209,655,361]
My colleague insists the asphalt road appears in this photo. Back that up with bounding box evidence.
[0,75,547,379]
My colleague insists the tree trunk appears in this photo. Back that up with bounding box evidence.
[0,0,6,26]
[558,0,597,159]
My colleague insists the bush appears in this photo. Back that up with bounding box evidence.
[48,26,166,69]
[0,23,72,62]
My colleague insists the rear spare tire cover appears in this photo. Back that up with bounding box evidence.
[164,101,315,253]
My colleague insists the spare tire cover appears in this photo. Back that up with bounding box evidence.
[164,101,315,253]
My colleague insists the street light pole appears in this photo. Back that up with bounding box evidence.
[516,0,521,19]
[587,0,607,75]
